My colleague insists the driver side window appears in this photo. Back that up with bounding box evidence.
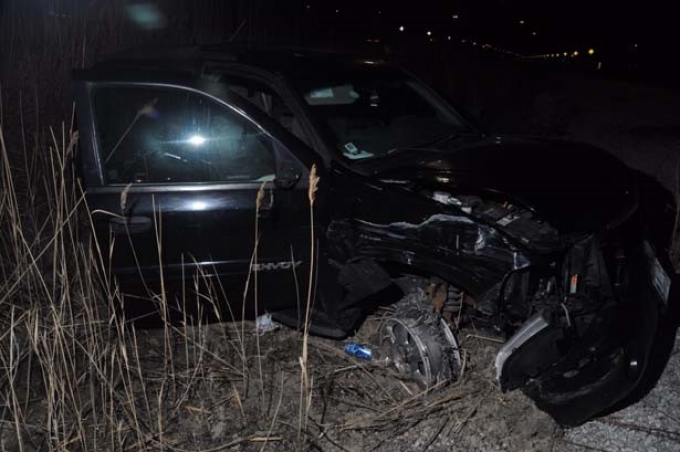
[94,85,276,184]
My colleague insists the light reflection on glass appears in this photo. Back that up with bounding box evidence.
[126,3,166,30]
[187,134,207,146]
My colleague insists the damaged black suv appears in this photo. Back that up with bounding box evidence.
[74,45,679,426]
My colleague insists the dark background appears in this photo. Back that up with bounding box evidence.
[0,0,674,82]
[1,0,678,190]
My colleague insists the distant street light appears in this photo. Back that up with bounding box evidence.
[452,14,459,19]
[588,48,595,55]
[399,26,405,32]
[427,31,432,36]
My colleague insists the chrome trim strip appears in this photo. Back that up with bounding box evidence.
[494,312,550,389]
[87,181,271,194]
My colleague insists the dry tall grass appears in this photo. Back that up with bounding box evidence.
[0,123,120,449]
[0,2,309,440]
[0,5,333,449]
[0,119,312,450]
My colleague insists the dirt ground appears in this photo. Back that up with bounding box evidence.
[97,301,679,452]
[5,302,675,452]
[114,314,561,452]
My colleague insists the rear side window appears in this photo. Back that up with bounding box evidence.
[94,85,276,184]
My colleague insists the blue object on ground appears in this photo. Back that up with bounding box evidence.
[344,342,373,360]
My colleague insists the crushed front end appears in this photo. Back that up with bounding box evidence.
[494,193,676,426]
[326,161,677,426]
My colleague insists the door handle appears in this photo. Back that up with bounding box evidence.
[258,188,274,218]
[109,216,152,235]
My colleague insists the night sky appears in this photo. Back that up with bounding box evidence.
[263,0,672,76]
[293,0,658,50]
[1,0,673,79]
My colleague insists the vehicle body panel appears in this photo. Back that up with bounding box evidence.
[74,72,320,320]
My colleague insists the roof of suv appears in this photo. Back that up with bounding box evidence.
[83,44,393,80]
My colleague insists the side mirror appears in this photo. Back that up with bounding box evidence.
[274,167,301,189]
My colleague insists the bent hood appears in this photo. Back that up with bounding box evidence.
[369,137,637,232]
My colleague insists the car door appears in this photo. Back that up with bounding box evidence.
[75,79,314,321]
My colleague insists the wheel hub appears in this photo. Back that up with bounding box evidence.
[381,313,461,388]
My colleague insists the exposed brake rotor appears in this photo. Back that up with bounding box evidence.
[380,290,462,388]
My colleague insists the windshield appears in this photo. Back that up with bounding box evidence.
[294,67,470,160]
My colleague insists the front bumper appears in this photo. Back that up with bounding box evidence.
[498,238,674,426]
